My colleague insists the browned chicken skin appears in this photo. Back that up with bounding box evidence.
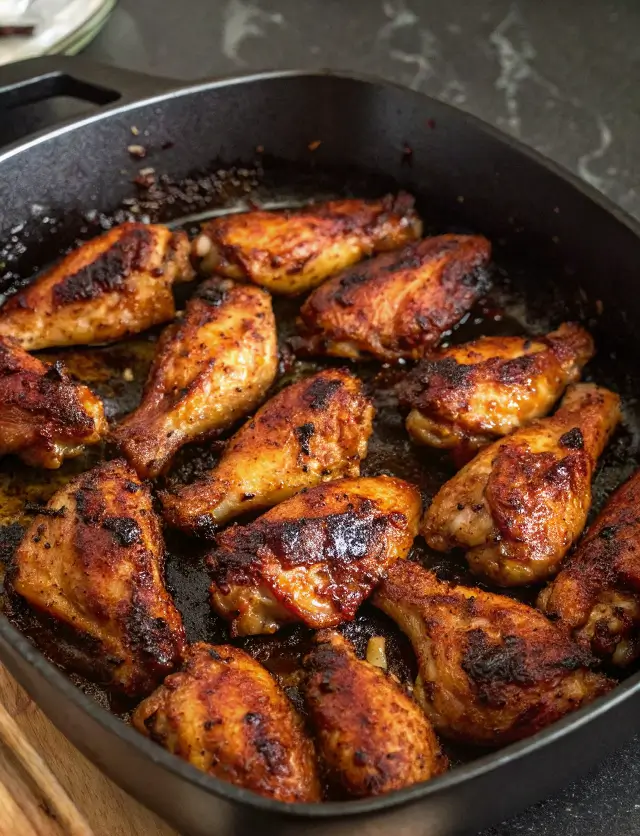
[303,629,447,798]
[373,562,612,747]
[0,335,106,468]
[207,476,421,636]
[539,468,640,666]
[10,459,185,696]
[296,234,491,361]
[422,383,621,586]
[192,194,422,296]
[0,223,194,350]
[161,368,374,536]
[397,323,594,458]
[111,280,278,479]
[132,642,320,803]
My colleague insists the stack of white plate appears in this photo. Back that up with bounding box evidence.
[0,0,115,66]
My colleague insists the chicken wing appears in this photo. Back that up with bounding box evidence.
[539,468,640,666]
[422,383,621,586]
[9,459,185,696]
[296,234,491,361]
[397,323,594,458]
[207,476,421,636]
[0,335,106,468]
[303,629,446,798]
[192,193,422,296]
[111,280,278,479]
[133,642,320,802]
[373,561,612,746]
[161,368,374,536]
[0,223,194,350]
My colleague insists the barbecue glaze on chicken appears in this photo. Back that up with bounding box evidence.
[193,194,422,295]
[0,223,194,350]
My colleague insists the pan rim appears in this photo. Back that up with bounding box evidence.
[2,66,640,818]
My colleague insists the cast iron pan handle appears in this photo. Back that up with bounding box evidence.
[0,55,176,145]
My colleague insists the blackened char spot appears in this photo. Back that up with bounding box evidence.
[23,502,66,518]
[559,428,584,450]
[497,354,537,385]
[52,226,153,306]
[333,271,369,307]
[306,377,342,410]
[461,631,532,686]
[294,422,315,456]
[101,516,142,546]
[196,282,229,307]
[0,522,25,566]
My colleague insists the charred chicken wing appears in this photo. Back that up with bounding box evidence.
[10,459,185,696]
[303,629,446,798]
[112,280,278,479]
[207,476,421,636]
[161,368,374,535]
[297,234,491,361]
[373,561,612,746]
[133,642,320,802]
[422,383,621,586]
[192,193,422,296]
[397,323,594,458]
[0,335,106,468]
[539,468,640,666]
[0,223,194,350]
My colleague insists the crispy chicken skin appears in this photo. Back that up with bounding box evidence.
[296,234,491,361]
[207,476,421,636]
[161,368,374,536]
[0,223,194,350]
[373,562,612,746]
[192,193,422,296]
[0,336,107,468]
[422,383,621,586]
[539,468,640,666]
[303,630,446,798]
[398,323,594,457]
[111,280,278,479]
[132,642,320,803]
[10,459,185,696]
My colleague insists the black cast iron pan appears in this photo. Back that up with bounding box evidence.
[1,56,640,836]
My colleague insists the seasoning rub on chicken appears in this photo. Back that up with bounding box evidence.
[192,194,422,296]
[374,561,612,747]
[0,222,194,350]
[112,279,278,479]
[161,368,374,536]
[297,234,491,361]
[133,642,321,802]
[207,476,421,636]
[0,335,106,468]
[303,630,447,798]
[422,383,621,586]
[539,467,640,667]
[397,323,594,459]
[10,459,185,696]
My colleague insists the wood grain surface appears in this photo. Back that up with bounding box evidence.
[0,663,177,836]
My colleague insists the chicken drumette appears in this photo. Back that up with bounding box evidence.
[539,467,640,667]
[303,630,446,798]
[0,335,106,468]
[112,280,278,479]
[397,323,594,459]
[296,234,491,361]
[207,476,421,636]
[373,562,612,747]
[10,459,185,696]
[192,193,422,296]
[133,642,320,803]
[0,223,194,350]
[422,383,621,586]
[161,368,374,536]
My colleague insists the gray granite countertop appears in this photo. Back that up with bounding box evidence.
[4,1,640,834]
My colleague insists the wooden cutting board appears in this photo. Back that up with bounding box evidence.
[0,662,178,836]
